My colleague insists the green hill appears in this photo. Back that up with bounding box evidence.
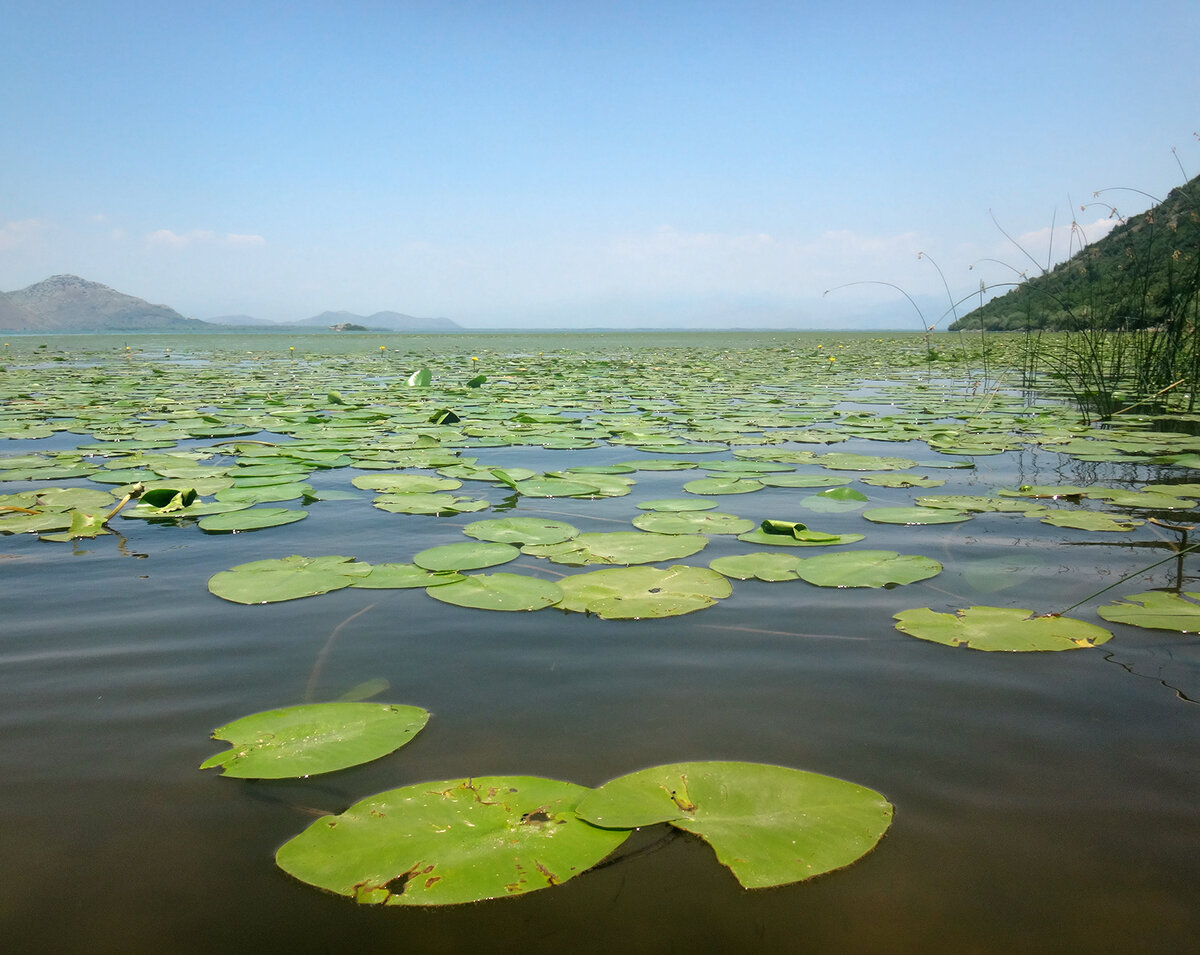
[951,174,1200,331]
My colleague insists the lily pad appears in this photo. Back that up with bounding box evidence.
[462,517,579,545]
[413,541,520,572]
[893,606,1113,651]
[1039,510,1144,532]
[862,507,971,525]
[276,776,629,905]
[198,507,308,533]
[635,498,720,512]
[709,552,807,582]
[372,493,491,516]
[556,565,731,619]
[794,550,942,588]
[199,702,430,779]
[208,555,372,604]
[737,520,864,547]
[351,564,466,589]
[425,573,564,611]
[575,761,893,889]
[632,511,755,535]
[524,531,708,566]
[1097,591,1200,632]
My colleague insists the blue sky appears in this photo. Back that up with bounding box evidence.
[2,1,1197,327]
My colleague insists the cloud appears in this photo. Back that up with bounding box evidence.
[146,229,264,248]
[0,218,50,251]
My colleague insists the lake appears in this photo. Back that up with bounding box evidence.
[2,331,1198,953]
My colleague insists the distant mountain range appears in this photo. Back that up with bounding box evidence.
[0,274,463,333]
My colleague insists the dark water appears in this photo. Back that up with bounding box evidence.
[2,335,1199,953]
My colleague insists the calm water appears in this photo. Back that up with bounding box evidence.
[2,333,1198,953]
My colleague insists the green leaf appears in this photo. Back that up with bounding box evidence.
[635,498,720,511]
[862,507,971,525]
[208,555,371,604]
[461,517,579,545]
[557,565,731,619]
[276,776,629,905]
[1097,591,1200,632]
[413,541,520,572]
[199,702,429,778]
[352,473,462,493]
[350,564,465,589]
[793,550,942,588]
[893,606,1113,651]
[406,368,433,387]
[575,762,893,889]
[524,531,708,566]
[709,552,807,582]
[632,510,755,535]
[425,573,564,611]
[1038,510,1144,532]
[198,507,308,533]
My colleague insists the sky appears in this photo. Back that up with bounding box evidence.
[2,0,1198,329]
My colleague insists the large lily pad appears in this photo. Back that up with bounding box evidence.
[524,531,708,566]
[413,541,520,572]
[893,606,1113,651]
[199,702,430,778]
[276,776,629,905]
[709,552,807,582]
[425,573,564,611]
[556,565,731,619]
[1097,591,1200,632]
[351,563,465,589]
[574,761,893,889]
[208,555,372,604]
[737,520,864,547]
[632,511,755,535]
[461,517,579,545]
[198,507,308,533]
[795,550,942,588]
[863,507,971,525]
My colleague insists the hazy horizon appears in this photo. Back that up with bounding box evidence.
[3,1,1197,329]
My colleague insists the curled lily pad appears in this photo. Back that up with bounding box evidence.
[199,702,429,779]
[1097,591,1200,632]
[575,761,893,889]
[461,517,579,545]
[208,555,371,604]
[794,550,942,588]
[893,606,1113,651]
[737,520,864,547]
[413,541,519,572]
[276,776,629,905]
[709,552,807,582]
[632,511,755,535]
[557,565,731,619]
[425,573,564,611]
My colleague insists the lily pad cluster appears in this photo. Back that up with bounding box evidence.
[200,702,892,903]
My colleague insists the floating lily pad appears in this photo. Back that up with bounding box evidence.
[800,486,869,513]
[794,550,941,588]
[756,473,854,488]
[632,511,755,535]
[812,452,917,471]
[199,702,430,778]
[208,555,372,604]
[413,541,520,572]
[893,606,1113,651]
[425,573,564,611]
[682,476,763,495]
[351,473,463,493]
[635,498,720,511]
[709,552,807,582]
[276,776,629,905]
[575,761,893,889]
[556,565,731,619]
[524,531,708,566]
[1097,591,1200,632]
[1039,510,1144,532]
[859,473,944,488]
[863,507,971,525]
[372,493,490,515]
[198,507,308,533]
[461,517,579,546]
[351,564,465,589]
[737,520,864,547]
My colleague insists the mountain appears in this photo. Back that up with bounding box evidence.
[952,174,1200,331]
[295,309,462,332]
[2,274,210,332]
